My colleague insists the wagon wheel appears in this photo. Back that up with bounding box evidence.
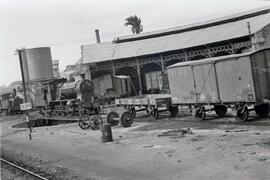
[195,106,206,121]
[107,111,119,126]
[255,103,270,118]
[152,109,159,120]
[214,105,227,117]
[236,106,249,122]
[89,115,103,130]
[78,115,90,129]
[129,107,136,118]
[121,111,134,127]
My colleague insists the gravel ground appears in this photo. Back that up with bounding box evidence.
[1,112,270,180]
[1,161,40,180]
[1,148,86,180]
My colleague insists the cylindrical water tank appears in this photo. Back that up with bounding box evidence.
[21,47,54,82]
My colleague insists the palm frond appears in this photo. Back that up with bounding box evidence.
[124,15,143,34]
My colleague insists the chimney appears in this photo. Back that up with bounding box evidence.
[95,29,101,43]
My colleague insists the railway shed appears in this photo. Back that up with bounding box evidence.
[79,6,270,96]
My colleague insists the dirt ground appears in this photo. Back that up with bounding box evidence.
[1,112,270,180]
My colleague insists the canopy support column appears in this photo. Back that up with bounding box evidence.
[136,58,142,95]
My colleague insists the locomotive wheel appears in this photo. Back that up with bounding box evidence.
[195,106,206,121]
[152,109,159,120]
[121,112,134,127]
[129,108,136,118]
[78,115,90,129]
[89,115,103,130]
[107,111,120,126]
[255,103,270,118]
[236,106,249,122]
[214,105,227,117]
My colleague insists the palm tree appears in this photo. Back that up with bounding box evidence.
[124,15,143,34]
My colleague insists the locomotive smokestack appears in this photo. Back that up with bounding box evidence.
[95,29,101,43]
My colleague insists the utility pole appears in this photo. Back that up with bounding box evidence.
[17,49,32,140]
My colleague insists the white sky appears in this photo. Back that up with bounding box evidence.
[0,0,270,86]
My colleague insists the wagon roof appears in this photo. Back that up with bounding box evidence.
[166,47,270,69]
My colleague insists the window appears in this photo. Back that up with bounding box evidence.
[145,71,163,90]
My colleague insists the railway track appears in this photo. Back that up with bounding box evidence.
[0,157,48,180]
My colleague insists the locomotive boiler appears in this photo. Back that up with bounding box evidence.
[42,74,100,117]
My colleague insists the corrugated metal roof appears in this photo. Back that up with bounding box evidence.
[113,6,270,43]
[82,7,270,64]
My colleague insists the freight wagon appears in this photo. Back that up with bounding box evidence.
[167,48,270,121]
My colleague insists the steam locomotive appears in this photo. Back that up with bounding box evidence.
[42,75,101,117]
[0,88,23,116]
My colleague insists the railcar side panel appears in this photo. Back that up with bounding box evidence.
[167,66,196,104]
[215,56,255,103]
[250,49,270,101]
[193,63,219,103]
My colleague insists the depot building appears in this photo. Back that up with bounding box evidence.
[78,7,270,96]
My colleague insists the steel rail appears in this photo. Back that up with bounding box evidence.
[0,157,48,180]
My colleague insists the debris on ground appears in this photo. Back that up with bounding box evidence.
[225,129,249,133]
[190,135,207,142]
[242,143,256,146]
[143,145,154,148]
[257,156,269,162]
[158,128,193,138]
[257,138,270,147]
[196,147,204,150]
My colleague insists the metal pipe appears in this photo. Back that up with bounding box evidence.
[95,29,101,43]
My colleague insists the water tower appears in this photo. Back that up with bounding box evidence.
[19,47,55,108]
[20,47,54,82]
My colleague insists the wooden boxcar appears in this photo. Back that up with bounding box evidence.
[167,48,270,121]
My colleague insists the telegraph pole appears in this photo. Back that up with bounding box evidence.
[17,49,32,140]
